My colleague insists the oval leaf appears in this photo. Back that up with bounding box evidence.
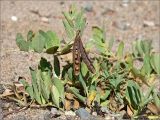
[16,33,29,51]
[51,85,60,107]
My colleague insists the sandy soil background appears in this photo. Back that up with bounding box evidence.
[0,0,160,120]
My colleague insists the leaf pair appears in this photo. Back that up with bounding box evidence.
[16,30,60,54]
[132,40,152,57]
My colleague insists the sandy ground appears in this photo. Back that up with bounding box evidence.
[0,0,160,120]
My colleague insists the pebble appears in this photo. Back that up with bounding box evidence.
[43,111,52,120]
[60,1,64,5]
[84,3,93,12]
[102,8,116,16]
[41,17,49,23]
[11,16,18,21]
[121,0,130,7]
[92,112,97,116]
[101,107,110,114]
[113,20,130,31]
[51,107,59,116]
[143,20,155,27]
[105,115,113,120]
[65,110,76,116]
[76,108,91,120]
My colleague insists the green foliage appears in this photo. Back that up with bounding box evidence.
[150,53,160,74]
[16,30,60,54]
[14,5,160,117]
[91,26,106,54]
[16,33,29,51]
[62,4,86,40]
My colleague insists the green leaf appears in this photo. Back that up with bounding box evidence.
[150,53,160,74]
[69,87,86,103]
[153,90,160,108]
[108,37,115,50]
[30,67,42,104]
[69,4,78,18]
[63,12,74,28]
[39,57,52,72]
[27,30,34,41]
[62,19,75,40]
[141,54,152,75]
[31,32,46,53]
[40,70,53,101]
[131,67,149,86]
[116,41,124,59]
[67,67,73,81]
[40,94,46,104]
[51,85,60,107]
[75,10,86,31]
[109,75,124,89]
[92,26,105,43]
[53,78,64,100]
[141,85,154,107]
[125,54,133,70]
[125,80,141,109]
[40,78,50,102]
[36,70,46,104]
[16,33,29,51]
[91,26,106,54]
[38,57,53,101]
[46,31,60,54]
[26,86,34,99]
[94,92,101,104]
[79,73,88,96]
[141,40,152,55]
[135,40,144,57]
[53,56,60,77]
[81,61,88,77]
[61,64,72,81]
[60,43,72,54]
[132,41,139,57]
[100,90,110,100]
[85,41,94,52]
[94,42,106,54]
[19,79,34,99]
[39,30,60,54]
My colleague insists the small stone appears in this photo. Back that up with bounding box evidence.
[113,20,130,31]
[65,110,76,116]
[50,108,61,118]
[76,108,91,120]
[101,107,110,114]
[143,20,155,27]
[92,112,97,116]
[84,3,93,12]
[11,16,18,21]
[102,8,116,16]
[105,115,112,120]
[41,17,49,23]
[60,1,64,5]
[121,0,130,7]
[43,111,52,120]
[51,107,58,116]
